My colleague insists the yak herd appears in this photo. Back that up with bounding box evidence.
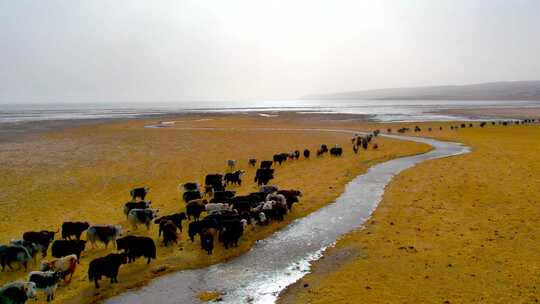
[0,133,374,304]
[1,119,537,303]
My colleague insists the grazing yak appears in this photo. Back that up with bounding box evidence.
[161,220,179,246]
[248,158,257,167]
[51,240,86,261]
[303,149,310,158]
[188,218,220,242]
[200,227,218,255]
[183,190,202,203]
[277,190,302,210]
[128,209,159,230]
[273,153,287,165]
[22,230,56,257]
[61,222,90,240]
[259,160,273,169]
[182,182,199,192]
[154,212,187,236]
[0,281,36,304]
[28,271,65,302]
[123,201,151,218]
[230,196,256,214]
[254,168,274,186]
[211,191,236,204]
[86,225,122,248]
[0,245,32,272]
[40,254,78,283]
[219,219,244,249]
[330,146,343,156]
[9,240,39,262]
[116,236,156,264]
[259,185,278,194]
[227,159,236,170]
[205,174,225,192]
[205,203,229,215]
[88,253,128,289]
[224,170,245,186]
[186,199,207,221]
[129,187,149,201]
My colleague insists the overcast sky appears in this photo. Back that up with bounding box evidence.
[1,0,540,104]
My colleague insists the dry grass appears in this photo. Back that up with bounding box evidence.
[0,114,430,303]
[279,122,540,304]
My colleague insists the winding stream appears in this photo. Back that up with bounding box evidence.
[107,133,470,304]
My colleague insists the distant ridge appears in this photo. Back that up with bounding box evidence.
[304,81,540,101]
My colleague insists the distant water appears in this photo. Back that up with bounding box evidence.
[1,100,539,123]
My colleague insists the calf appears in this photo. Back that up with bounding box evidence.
[123,201,151,217]
[294,150,300,159]
[227,159,236,170]
[22,230,56,257]
[154,212,187,236]
[116,236,156,264]
[88,253,128,288]
[128,209,159,230]
[186,199,207,221]
[200,227,218,255]
[40,254,78,283]
[320,144,328,153]
[224,170,245,186]
[86,225,122,248]
[130,187,149,200]
[51,240,86,261]
[161,220,179,246]
[260,160,273,169]
[0,245,32,271]
[0,281,36,304]
[61,221,90,240]
[303,149,310,158]
[27,271,64,302]
[248,158,257,167]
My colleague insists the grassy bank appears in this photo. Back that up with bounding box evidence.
[279,122,540,304]
[0,114,431,303]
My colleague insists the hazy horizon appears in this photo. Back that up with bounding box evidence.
[2,0,540,104]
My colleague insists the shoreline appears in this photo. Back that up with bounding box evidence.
[0,111,374,144]
[3,104,539,144]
